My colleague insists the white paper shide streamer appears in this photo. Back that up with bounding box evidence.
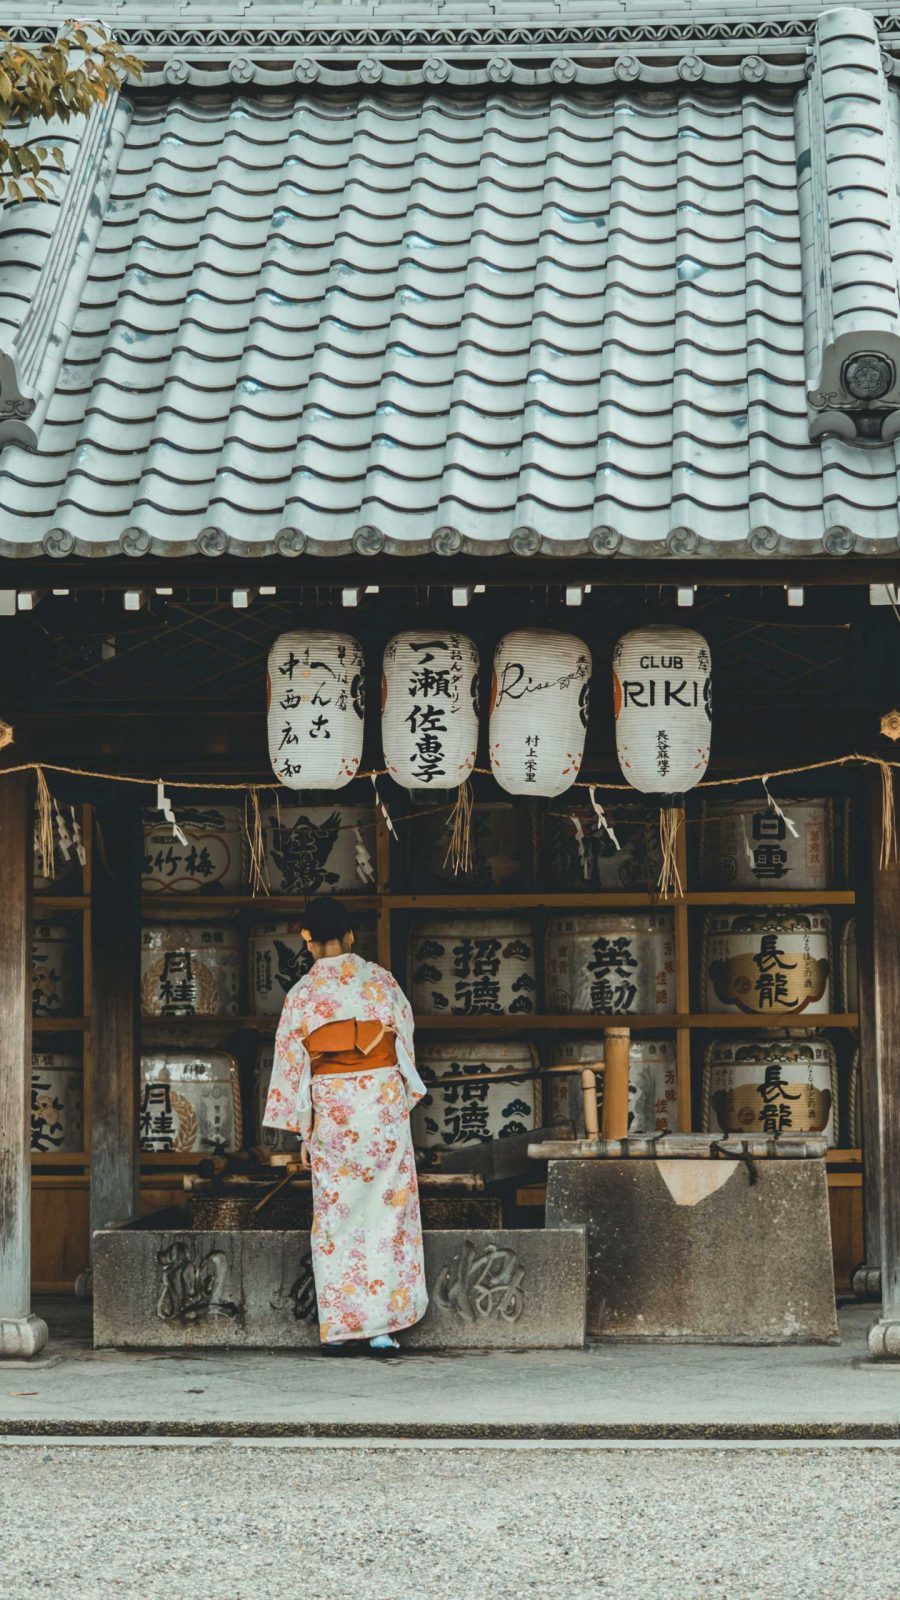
[382,631,479,790]
[489,630,592,798]
[267,632,365,790]
[613,625,711,796]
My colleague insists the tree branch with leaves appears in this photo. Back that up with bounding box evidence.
[0,21,142,203]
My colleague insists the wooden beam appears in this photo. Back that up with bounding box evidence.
[859,768,900,1358]
[89,797,141,1241]
[0,773,46,1356]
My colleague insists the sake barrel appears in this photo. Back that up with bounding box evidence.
[32,919,80,1018]
[30,1052,84,1153]
[541,805,661,891]
[545,1036,677,1138]
[259,801,375,895]
[412,1040,540,1150]
[544,913,676,1015]
[410,917,537,1016]
[701,909,832,1016]
[249,921,378,1016]
[254,1044,304,1155]
[142,804,244,895]
[701,1033,838,1144]
[140,1051,243,1153]
[699,798,831,891]
[849,1047,861,1148]
[413,803,535,890]
[840,917,858,1013]
[33,808,82,894]
[141,923,242,1017]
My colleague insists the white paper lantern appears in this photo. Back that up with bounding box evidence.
[382,631,479,790]
[267,631,365,790]
[613,625,711,795]
[489,629,591,797]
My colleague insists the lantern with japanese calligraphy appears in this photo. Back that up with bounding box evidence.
[545,1036,677,1140]
[411,1041,540,1151]
[613,625,711,796]
[701,910,833,1017]
[140,1051,243,1153]
[544,912,676,1016]
[702,1034,837,1144]
[381,631,479,790]
[267,631,365,790]
[488,630,591,797]
[409,916,537,1016]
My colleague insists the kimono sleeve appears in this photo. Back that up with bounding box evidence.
[263,992,312,1141]
[389,974,427,1110]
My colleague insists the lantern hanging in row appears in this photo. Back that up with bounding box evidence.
[267,631,365,791]
[612,625,712,795]
[612,624,712,895]
[382,631,479,791]
[489,629,592,798]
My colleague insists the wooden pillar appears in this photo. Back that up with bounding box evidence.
[858,770,900,1359]
[89,798,141,1242]
[852,773,882,1300]
[0,773,46,1357]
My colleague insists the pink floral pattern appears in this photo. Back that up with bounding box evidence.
[262,954,428,1344]
[310,1067,427,1344]
[263,954,425,1141]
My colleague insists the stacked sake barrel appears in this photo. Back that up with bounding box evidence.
[698,797,842,1145]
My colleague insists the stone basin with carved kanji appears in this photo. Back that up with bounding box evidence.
[92,1210,587,1350]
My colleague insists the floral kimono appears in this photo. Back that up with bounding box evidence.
[263,953,428,1345]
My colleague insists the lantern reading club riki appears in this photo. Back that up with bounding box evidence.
[382,632,479,791]
[613,625,712,796]
[267,631,365,790]
[488,630,592,798]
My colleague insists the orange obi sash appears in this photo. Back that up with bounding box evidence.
[308,1020,397,1076]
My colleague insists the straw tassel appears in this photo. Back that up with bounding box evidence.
[657,804,683,898]
[34,765,55,880]
[879,759,897,869]
[243,788,270,897]
[444,778,474,877]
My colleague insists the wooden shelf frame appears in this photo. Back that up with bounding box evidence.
[30,803,93,1167]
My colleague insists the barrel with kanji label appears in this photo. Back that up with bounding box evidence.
[412,1041,540,1150]
[701,910,832,1016]
[699,798,831,890]
[142,805,244,894]
[258,801,375,895]
[544,913,676,1015]
[413,802,536,890]
[545,1035,677,1138]
[409,917,537,1016]
[140,1051,243,1153]
[31,1052,84,1153]
[32,919,81,1018]
[702,1033,838,1144]
[141,923,242,1017]
[541,804,660,891]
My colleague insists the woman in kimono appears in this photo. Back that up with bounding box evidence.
[263,897,428,1354]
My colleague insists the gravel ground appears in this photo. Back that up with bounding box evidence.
[1,1443,898,1599]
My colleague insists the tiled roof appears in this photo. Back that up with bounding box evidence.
[1,5,900,559]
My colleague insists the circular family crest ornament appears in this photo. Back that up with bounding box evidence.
[880,709,900,742]
[842,353,894,401]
